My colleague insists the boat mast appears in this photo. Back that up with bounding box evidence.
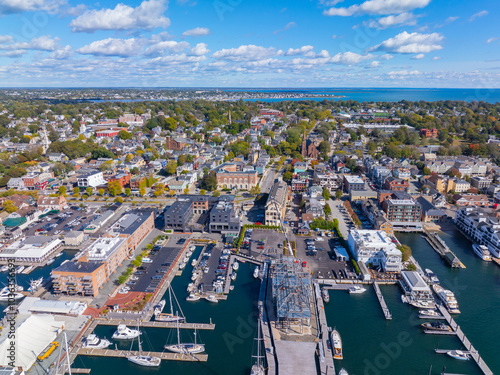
[63,332,72,375]
[176,313,180,345]
[169,285,174,315]
[137,320,142,355]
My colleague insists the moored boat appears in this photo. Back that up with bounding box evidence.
[433,284,460,314]
[418,309,445,319]
[127,322,161,367]
[186,293,200,301]
[472,244,492,261]
[15,266,25,273]
[0,265,8,272]
[165,320,205,354]
[231,272,237,281]
[83,334,112,349]
[421,321,452,332]
[232,261,239,271]
[331,328,343,360]
[408,299,435,309]
[205,294,218,303]
[0,286,24,301]
[447,350,469,360]
[322,288,330,303]
[112,324,141,340]
[424,269,439,284]
[338,369,349,375]
[348,285,366,294]
[28,277,43,292]
[253,266,259,279]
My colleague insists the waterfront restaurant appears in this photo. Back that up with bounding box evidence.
[399,271,433,302]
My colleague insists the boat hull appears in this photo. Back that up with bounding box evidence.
[127,355,161,367]
[164,344,205,354]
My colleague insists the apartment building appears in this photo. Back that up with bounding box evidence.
[343,175,365,193]
[77,171,107,188]
[381,191,423,230]
[455,208,500,258]
[51,261,107,297]
[265,180,290,226]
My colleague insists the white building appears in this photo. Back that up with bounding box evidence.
[399,271,433,303]
[0,236,62,263]
[347,230,402,272]
[77,171,107,188]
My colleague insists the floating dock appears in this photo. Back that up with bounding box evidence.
[435,304,493,375]
[423,229,465,268]
[76,348,207,362]
[423,330,456,335]
[373,282,392,320]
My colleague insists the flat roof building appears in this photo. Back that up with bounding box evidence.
[0,236,62,263]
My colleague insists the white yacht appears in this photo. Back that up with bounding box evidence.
[189,245,196,251]
[331,328,343,360]
[15,266,25,274]
[155,287,185,322]
[322,288,330,303]
[231,273,237,281]
[418,309,445,320]
[253,266,260,279]
[447,350,469,360]
[433,284,460,314]
[46,259,55,265]
[232,261,239,271]
[112,324,141,340]
[127,322,161,367]
[82,334,112,349]
[205,294,219,303]
[0,265,8,272]
[409,299,435,309]
[424,269,439,284]
[472,244,492,261]
[186,293,201,302]
[0,286,24,301]
[56,252,63,257]
[348,286,366,294]
[153,299,166,314]
[179,262,187,270]
[339,369,349,375]
[165,321,205,354]
[191,259,197,267]
[28,277,43,293]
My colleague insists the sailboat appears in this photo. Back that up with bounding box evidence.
[164,316,205,354]
[127,321,161,367]
[250,318,265,375]
[155,286,185,322]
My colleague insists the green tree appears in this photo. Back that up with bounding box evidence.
[58,186,67,196]
[200,189,206,195]
[73,187,80,194]
[283,171,293,182]
[322,188,330,201]
[2,200,17,213]
[212,190,220,197]
[200,171,218,191]
[324,203,331,216]
[164,161,177,175]
[423,167,431,175]
[108,180,122,196]
[249,185,261,195]
[397,244,412,262]
[318,141,331,154]
[86,187,93,196]
[98,188,105,196]
[139,187,146,196]
[335,189,342,200]
[118,130,132,140]
[125,188,131,196]
[115,196,124,203]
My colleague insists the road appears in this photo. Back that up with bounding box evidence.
[259,167,277,194]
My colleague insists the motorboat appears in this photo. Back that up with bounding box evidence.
[229,285,235,291]
[28,277,43,292]
[15,266,25,273]
[348,286,366,294]
[153,299,166,314]
[322,288,330,303]
[253,266,260,279]
[179,262,186,270]
[232,261,239,271]
[447,350,470,360]
[165,321,205,354]
[189,245,196,251]
[46,259,55,265]
[418,309,445,319]
[156,287,185,322]
[205,294,219,303]
[0,265,8,272]
[23,266,34,274]
[408,300,435,309]
[186,293,201,302]
[231,273,237,281]
[251,317,265,375]
[424,269,439,284]
[192,259,197,267]
[339,369,349,375]
[127,322,161,367]
[112,324,141,340]
[433,284,460,314]
[0,286,24,301]
[82,334,112,349]
[331,328,343,360]
[421,322,452,332]
[56,252,63,257]
[472,244,492,261]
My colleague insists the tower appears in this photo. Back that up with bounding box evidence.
[301,129,307,158]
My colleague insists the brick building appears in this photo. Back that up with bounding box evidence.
[384,177,409,191]
[420,128,438,138]
[216,164,258,190]
[107,172,132,188]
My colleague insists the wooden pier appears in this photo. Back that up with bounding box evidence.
[223,255,234,294]
[373,282,392,320]
[436,304,493,375]
[314,283,335,375]
[95,318,215,330]
[423,330,456,335]
[257,263,277,375]
[423,229,465,268]
[76,348,207,362]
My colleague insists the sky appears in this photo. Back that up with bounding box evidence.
[0,0,499,88]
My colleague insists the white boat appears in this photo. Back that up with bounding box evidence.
[183,256,190,263]
[447,350,469,360]
[165,319,205,354]
[424,269,439,284]
[231,273,237,281]
[153,299,166,314]
[46,259,55,265]
[433,284,460,314]
[472,244,492,261]
[322,288,330,303]
[339,369,349,375]
[23,266,34,274]
[191,259,197,267]
[189,245,196,251]
[204,267,209,274]
[28,277,43,292]
[0,287,24,301]
[179,262,186,270]
[409,300,435,309]
[348,286,366,294]
[127,322,161,367]
[229,285,235,291]
[250,317,265,375]
[253,266,259,279]
[418,309,445,319]
[232,261,239,271]
[15,266,25,273]
[0,265,8,272]
[331,328,343,360]
[56,252,63,258]
[112,324,141,340]
[155,287,185,322]
[186,293,201,302]
[205,294,219,303]
[82,334,112,349]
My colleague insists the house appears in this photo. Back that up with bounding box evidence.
[37,195,67,211]
[7,177,25,190]
[452,194,489,207]
[48,153,67,162]
[107,172,132,188]
[420,128,438,138]
[471,176,492,191]
[384,177,409,191]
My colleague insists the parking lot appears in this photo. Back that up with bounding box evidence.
[240,229,286,259]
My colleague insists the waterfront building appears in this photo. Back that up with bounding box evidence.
[265,180,290,226]
[51,261,106,296]
[455,208,500,258]
[381,191,423,231]
[0,236,62,263]
[399,271,434,303]
[347,230,402,272]
[209,200,241,238]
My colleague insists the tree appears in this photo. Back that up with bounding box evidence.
[58,186,67,196]
[213,190,220,197]
[164,161,177,175]
[86,187,93,196]
[2,200,17,213]
[335,189,342,200]
[139,187,146,196]
[73,187,80,194]
[249,185,261,195]
[318,141,331,154]
[322,188,330,201]
[200,171,218,191]
[115,197,124,203]
[177,154,187,166]
[200,189,206,195]
[283,171,293,182]
[125,188,131,196]
[423,167,431,175]
[108,180,122,196]
[324,203,331,216]
[118,130,132,140]
[397,244,412,262]
[98,188,105,196]
[147,175,155,187]
[184,188,189,195]
[125,154,134,163]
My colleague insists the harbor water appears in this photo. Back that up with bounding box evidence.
[324,227,500,375]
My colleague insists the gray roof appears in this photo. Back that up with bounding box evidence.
[54,260,103,273]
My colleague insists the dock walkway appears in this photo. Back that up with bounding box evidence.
[423,229,465,268]
[373,282,392,320]
[95,318,215,330]
[258,262,277,375]
[315,283,335,375]
[436,304,493,375]
[76,348,207,362]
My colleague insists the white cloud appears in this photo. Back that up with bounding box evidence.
[213,45,278,61]
[0,35,13,43]
[469,10,488,22]
[412,53,425,59]
[283,45,314,56]
[0,0,64,14]
[432,56,441,60]
[77,38,143,57]
[0,35,60,51]
[435,16,459,28]
[70,0,170,33]
[144,40,189,56]
[182,27,210,37]
[49,45,73,59]
[368,31,443,53]
[323,0,430,17]
[367,60,380,67]
[387,69,421,76]
[486,37,500,44]
[274,22,297,34]
[330,51,373,64]
[190,43,209,56]
[0,50,24,57]
[367,12,416,29]
[380,53,394,60]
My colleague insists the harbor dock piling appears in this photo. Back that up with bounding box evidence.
[373,282,392,320]
[423,229,465,268]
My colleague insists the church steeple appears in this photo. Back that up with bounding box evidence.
[301,129,307,158]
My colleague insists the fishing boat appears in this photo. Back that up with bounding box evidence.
[127,322,161,367]
[155,287,185,322]
[28,277,43,292]
[232,261,239,271]
[253,266,260,279]
[348,286,366,294]
[15,266,25,274]
[421,322,452,332]
[331,328,343,359]
[447,350,469,360]
[165,318,205,354]
[205,294,219,303]
[112,324,141,340]
[472,244,492,261]
[424,269,439,284]
[250,318,265,375]
[433,284,460,314]
[82,334,112,349]
[418,309,445,319]
[322,288,330,303]
[186,293,201,302]
[0,286,24,301]
[0,265,8,272]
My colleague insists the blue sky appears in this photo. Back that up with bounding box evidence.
[0,0,498,87]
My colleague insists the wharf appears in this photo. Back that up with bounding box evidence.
[435,304,493,375]
[76,348,207,362]
[233,253,263,266]
[258,262,277,375]
[223,255,235,294]
[322,284,353,291]
[492,257,500,268]
[373,282,392,320]
[95,318,215,330]
[423,229,465,268]
[423,330,456,335]
[314,283,335,375]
